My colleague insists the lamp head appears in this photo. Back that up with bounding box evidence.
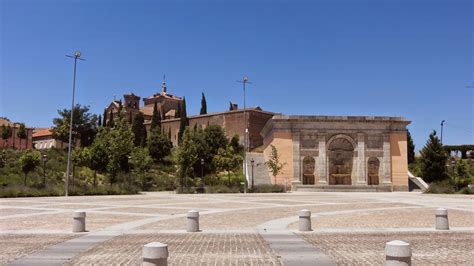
[74,51,81,58]
[243,76,248,82]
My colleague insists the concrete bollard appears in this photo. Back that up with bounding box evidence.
[385,240,411,266]
[186,210,200,232]
[435,208,449,230]
[72,211,86,232]
[143,242,168,266]
[298,209,312,231]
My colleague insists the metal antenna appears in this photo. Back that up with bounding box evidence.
[237,75,252,193]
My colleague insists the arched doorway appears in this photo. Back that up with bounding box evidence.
[367,157,380,185]
[328,137,355,185]
[302,156,315,185]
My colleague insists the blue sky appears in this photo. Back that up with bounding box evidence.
[1,0,472,150]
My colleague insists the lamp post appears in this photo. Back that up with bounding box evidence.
[200,158,204,179]
[128,155,132,188]
[250,159,255,189]
[65,51,85,197]
[42,154,48,187]
[237,75,251,194]
[451,158,457,190]
[440,120,445,144]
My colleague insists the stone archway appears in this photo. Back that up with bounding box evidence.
[327,136,355,185]
[302,156,315,185]
[367,157,380,185]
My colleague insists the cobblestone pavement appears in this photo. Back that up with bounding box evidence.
[0,234,76,265]
[1,192,472,265]
[67,233,281,265]
[300,231,474,265]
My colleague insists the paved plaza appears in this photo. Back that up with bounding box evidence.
[0,192,473,265]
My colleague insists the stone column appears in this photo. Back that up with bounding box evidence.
[317,134,327,183]
[357,133,366,184]
[143,242,168,266]
[292,133,301,182]
[382,134,392,183]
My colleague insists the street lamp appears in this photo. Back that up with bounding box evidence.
[128,155,132,187]
[250,158,255,190]
[65,51,85,197]
[200,158,204,179]
[237,75,251,194]
[42,154,48,187]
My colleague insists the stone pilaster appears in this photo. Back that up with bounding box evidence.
[357,133,366,184]
[292,133,301,182]
[382,134,392,183]
[317,134,327,183]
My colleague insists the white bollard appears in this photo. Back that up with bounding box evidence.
[72,211,86,233]
[385,240,411,266]
[298,209,312,231]
[435,208,449,230]
[143,242,168,266]
[186,210,200,232]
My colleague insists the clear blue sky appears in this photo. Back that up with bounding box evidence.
[1,0,472,150]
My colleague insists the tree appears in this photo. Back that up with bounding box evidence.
[103,109,108,127]
[204,125,228,157]
[108,110,115,128]
[2,125,12,147]
[178,97,189,144]
[265,145,287,184]
[52,104,98,147]
[132,112,147,147]
[453,159,471,191]
[175,128,198,190]
[151,101,161,130]
[0,150,6,168]
[213,146,243,185]
[106,115,134,185]
[87,128,110,186]
[98,115,102,127]
[229,134,243,154]
[17,123,27,149]
[407,130,415,164]
[147,128,172,162]
[419,131,448,183]
[130,147,153,189]
[19,151,41,186]
[200,92,207,115]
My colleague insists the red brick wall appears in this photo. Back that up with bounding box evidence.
[0,127,33,150]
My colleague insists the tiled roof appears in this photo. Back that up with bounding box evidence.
[145,91,183,101]
[33,128,53,138]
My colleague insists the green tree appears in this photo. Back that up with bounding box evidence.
[178,97,189,144]
[106,115,134,185]
[453,159,471,191]
[17,123,27,149]
[151,101,161,130]
[407,130,415,164]
[19,151,41,186]
[87,128,110,186]
[147,128,173,162]
[130,147,153,189]
[200,92,207,115]
[52,104,98,147]
[229,134,243,154]
[132,112,147,147]
[2,125,12,147]
[419,131,448,183]
[103,109,108,127]
[175,128,198,190]
[213,146,243,185]
[108,110,115,128]
[265,145,287,184]
[98,115,102,127]
[204,125,228,157]
[0,150,6,168]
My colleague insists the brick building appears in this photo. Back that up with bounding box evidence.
[32,128,69,150]
[0,118,33,150]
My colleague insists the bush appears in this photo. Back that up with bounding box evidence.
[425,180,455,194]
[0,184,139,198]
[250,184,286,193]
[457,187,474,194]
[205,185,240,193]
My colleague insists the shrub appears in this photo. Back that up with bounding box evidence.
[425,180,455,194]
[250,184,286,193]
[205,185,240,193]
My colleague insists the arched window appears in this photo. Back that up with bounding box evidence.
[327,136,355,185]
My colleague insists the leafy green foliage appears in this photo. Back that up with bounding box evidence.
[0,150,6,168]
[178,97,189,144]
[130,147,153,189]
[19,151,41,185]
[147,128,172,162]
[265,145,287,184]
[200,92,207,115]
[150,101,161,130]
[106,115,134,184]
[1,125,12,146]
[132,112,147,147]
[407,130,415,164]
[52,104,98,147]
[213,146,243,185]
[419,131,448,183]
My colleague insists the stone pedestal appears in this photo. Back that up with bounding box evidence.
[435,208,449,230]
[186,210,200,232]
[143,242,168,266]
[298,209,312,231]
[385,240,411,265]
[72,211,86,233]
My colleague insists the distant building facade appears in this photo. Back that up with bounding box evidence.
[32,128,69,150]
[0,118,33,150]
